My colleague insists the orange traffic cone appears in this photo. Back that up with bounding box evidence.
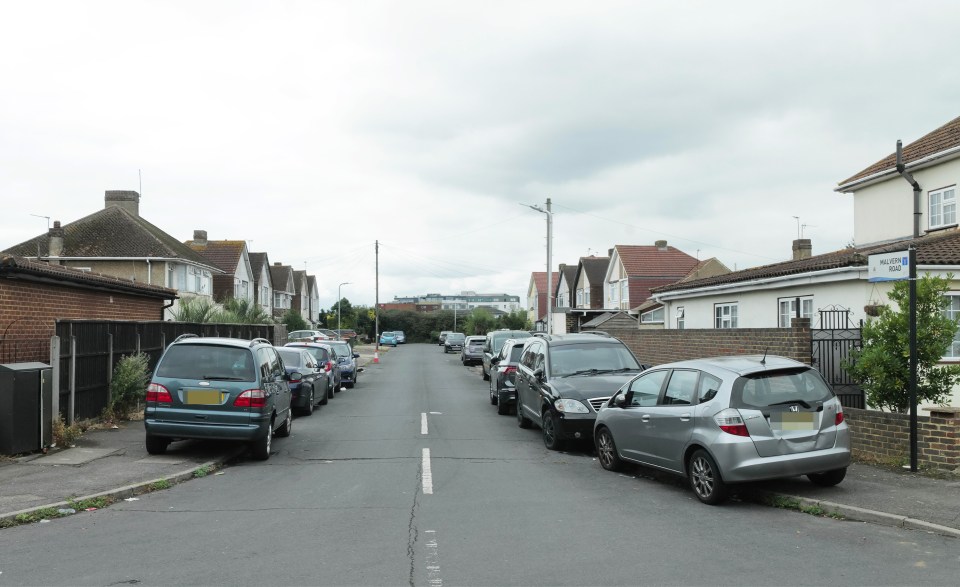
[373,350,380,364]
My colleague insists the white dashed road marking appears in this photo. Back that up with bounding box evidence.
[422,448,433,495]
[421,412,429,435]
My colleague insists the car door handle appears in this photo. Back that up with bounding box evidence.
[679,413,691,421]
[641,414,650,422]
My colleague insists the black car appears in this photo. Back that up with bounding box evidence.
[482,330,532,381]
[515,332,646,451]
[275,346,327,415]
[443,332,465,353]
[488,338,526,415]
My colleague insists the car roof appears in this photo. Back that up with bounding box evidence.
[285,341,333,350]
[653,355,808,376]
[526,333,622,346]
[171,336,267,349]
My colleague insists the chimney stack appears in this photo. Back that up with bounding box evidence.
[655,240,668,251]
[47,220,64,264]
[193,230,208,246]
[104,190,140,216]
[792,239,812,261]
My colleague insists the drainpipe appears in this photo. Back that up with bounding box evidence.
[162,297,177,321]
[896,139,919,473]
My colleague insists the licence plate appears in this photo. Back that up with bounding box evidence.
[774,412,815,431]
[184,389,223,405]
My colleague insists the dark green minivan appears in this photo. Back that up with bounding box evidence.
[144,335,295,460]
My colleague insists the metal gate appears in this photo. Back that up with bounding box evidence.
[811,307,863,408]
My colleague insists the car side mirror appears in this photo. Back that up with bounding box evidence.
[613,394,627,408]
[491,357,500,365]
[353,353,360,358]
[533,368,544,381]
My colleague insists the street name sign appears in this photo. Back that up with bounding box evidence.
[868,250,909,282]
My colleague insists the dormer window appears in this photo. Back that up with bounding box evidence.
[929,186,956,229]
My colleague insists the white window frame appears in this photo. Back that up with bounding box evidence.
[944,293,960,359]
[609,282,618,306]
[778,296,814,328]
[715,303,738,329]
[929,185,957,230]
[640,307,664,324]
[676,306,685,330]
[576,289,584,307]
[620,279,629,309]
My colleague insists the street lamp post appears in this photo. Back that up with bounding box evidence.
[337,282,351,335]
[522,198,553,334]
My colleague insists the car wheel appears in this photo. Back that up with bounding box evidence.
[541,409,565,451]
[595,427,623,472]
[688,449,728,505]
[303,389,315,415]
[276,409,292,438]
[250,427,272,461]
[490,384,497,405]
[327,380,335,400]
[482,368,490,382]
[145,434,169,455]
[517,401,532,429]
[808,467,847,487]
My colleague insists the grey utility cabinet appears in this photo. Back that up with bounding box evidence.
[0,362,53,455]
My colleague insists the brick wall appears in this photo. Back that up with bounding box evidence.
[603,319,813,366]
[0,280,164,363]
[845,407,960,470]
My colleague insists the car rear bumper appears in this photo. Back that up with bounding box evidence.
[711,435,852,483]
[145,417,271,442]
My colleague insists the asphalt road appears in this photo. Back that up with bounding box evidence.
[1,343,958,586]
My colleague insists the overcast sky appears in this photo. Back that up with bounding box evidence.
[3,1,960,309]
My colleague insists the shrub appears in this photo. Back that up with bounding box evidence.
[108,353,151,419]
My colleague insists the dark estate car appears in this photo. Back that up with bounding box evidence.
[488,338,526,415]
[461,335,485,365]
[275,346,327,415]
[515,332,646,451]
[482,330,532,381]
[285,341,340,397]
[594,355,851,505]
[443,332,465,353]
[145,335,294,460]
[326,340,362,388]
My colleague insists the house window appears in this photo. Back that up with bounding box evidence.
[640,307,664,324]
[715,303,738,328]
[585,289,590,306]
[576,289,584,307]
[929,186,957,229]
[676,306,685,330]
[620,279,629,309]
[778,296,814,327]
[944,294,960,358]
[609,283,618,306]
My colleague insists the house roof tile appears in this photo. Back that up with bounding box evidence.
[580,256,609,284]
[614,245,700,278]
[839,115,960,186]
[270,264,295,294]
[185,240,245,274]
[2,206,217,270]
[653,228,960,294]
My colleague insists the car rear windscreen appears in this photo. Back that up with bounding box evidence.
[732,368,835,409]
[276,349,303,368]
[156,345,256,381]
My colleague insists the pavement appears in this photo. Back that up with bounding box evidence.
[2,342,958,538]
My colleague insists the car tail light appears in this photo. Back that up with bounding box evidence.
[326,360,335,372]
[504,366,517,375]
[714,408,750,437]
[234,389,267,408]
[835,407,845,426]
[146,383,172,403]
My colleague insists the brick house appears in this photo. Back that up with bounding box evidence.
[184,231,255,305]
[527,271,560,331]
[270,263,295,320]
[248,252,274,316]
[2,190,222,320]
[0,255,176,363]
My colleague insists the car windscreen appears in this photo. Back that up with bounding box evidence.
[508,346,524,362]
[492,332,530,353]
[330,343,351,355]
[156,345,256,381]
[446,334,465,342]
[276,349,303,368]
[547,342,642,377]
[291,346,329,363]
[732,368,835,409]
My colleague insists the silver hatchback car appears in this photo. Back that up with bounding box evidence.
[594,355,850,505]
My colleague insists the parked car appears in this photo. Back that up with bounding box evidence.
[394,331,406,344]
[461,335,485,365]
[443,332,465,353]
[288,329,331,342]
[482,330,532,381]
[438,331,452,346]
[145,335,293,460]
[515,332,646,451]
[594,355,851,505]
[285,341,340,399]
[326,340,361,388]
[489,338,526,415]
[275,346,326,415]
[334,329,358,341]
[380,331,399,346]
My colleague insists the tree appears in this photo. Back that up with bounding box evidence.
[498,310,532,331]
[281,308,309,332]
[462,308,497,336]
[845,273,960,412]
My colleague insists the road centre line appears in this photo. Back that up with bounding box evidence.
[421,412,428,435]
[422,448,433,495]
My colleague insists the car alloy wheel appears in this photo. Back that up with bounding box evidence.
[276,409,292,438]
[541,409,564,451]
[595,428,623,471]
[689,449,727,505]
[305,389,315,415]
